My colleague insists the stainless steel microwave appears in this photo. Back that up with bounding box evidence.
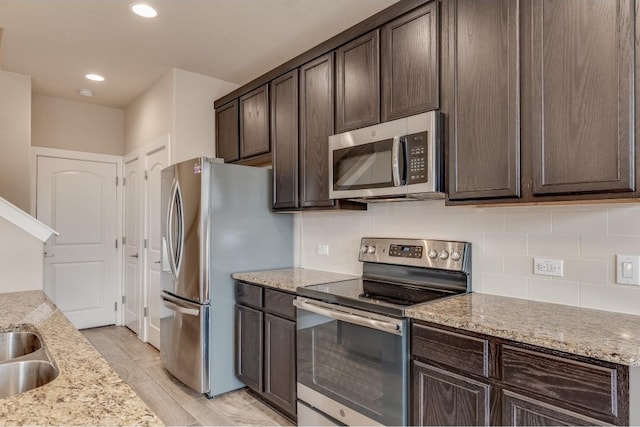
[329,111,444,202]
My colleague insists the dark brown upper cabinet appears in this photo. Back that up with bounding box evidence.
[239,84,270,160]
[215,100,239,163]
[524,0,635,196]
[271,70,299,210]
[446,0,637,205]
[335,30,380,133]
[445,0,520,201]
[299,53,336,209]
[381,1,439,122]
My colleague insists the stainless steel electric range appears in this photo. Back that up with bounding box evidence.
[294,237,471,426]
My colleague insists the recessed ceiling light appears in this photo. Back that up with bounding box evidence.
[85,73,105,82]
[130,3,158,18]
[78,88,95,97]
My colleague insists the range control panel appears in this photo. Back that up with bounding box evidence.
[359,237,470,272]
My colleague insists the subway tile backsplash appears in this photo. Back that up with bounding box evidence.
[296,200,640,315]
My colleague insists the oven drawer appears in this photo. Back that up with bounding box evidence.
[236,282,263,309]
[500,345,620,418]
[264,288,295,320]
[412,324,489,377]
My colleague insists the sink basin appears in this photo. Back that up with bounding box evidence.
[0,332,42,362]
[0,360,59,398]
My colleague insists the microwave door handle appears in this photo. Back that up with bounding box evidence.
[391,136,402,187]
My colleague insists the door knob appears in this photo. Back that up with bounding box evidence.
[129,253,139,258]
[43,252,55,258]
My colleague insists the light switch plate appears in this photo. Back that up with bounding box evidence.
[616,255,640,285]
[317,244,329,256]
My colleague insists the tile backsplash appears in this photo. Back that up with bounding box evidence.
[295,200,640,315]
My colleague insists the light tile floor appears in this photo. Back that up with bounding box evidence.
[82,326,293,426]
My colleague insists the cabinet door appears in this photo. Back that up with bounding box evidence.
[264,313,296,418]
[444,0,520,201]
[236,304,263,392]
[381,1,439,121]
[502,390,606,426]
[240,84,270,159]
[271,70,299,210]
[299,53,335,208]
[525,0,635,196]
[335,30,380,133]
[215,100,239,163]
[412,361,490,426]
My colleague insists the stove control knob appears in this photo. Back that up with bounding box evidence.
[360,245,369,254]
[427,249,438,259]
[451,250,462,261]
[438,250,449,260]
[368,245,376,254]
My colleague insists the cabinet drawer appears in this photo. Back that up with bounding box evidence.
[500,345,619,418]
[236,282,263,309]
[264,289,295,320]
[412,324,489,377]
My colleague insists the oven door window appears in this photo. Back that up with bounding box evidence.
[297,308,406,426]
[332,139,400,190]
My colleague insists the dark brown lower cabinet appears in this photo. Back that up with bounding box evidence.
[502,390,605,426]
[236,305,263,391]
[264,314,296,416]
[412,361,490,426]
[235,282,296,421]
[411,321,630,426]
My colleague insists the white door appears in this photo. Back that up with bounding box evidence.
[37,156,118,329]
[123,156,142,334]
[144,145,169,349]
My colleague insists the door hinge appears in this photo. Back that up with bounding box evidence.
[122,236,127,245]
[122,295,126,304]
[144,171,148,180]
[116,177,119,186]
[144,239,148,249]
[114,302,118,311]
[144,307,148,317]
[115,239,118,249]
[123,177,127,186]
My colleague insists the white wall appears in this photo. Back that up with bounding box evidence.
[0,70,31,212]
[298,200,640,315]
[174,69,238,163]
[0,217,44,293]
[124,68,238,161]
[124,71,173,155]
[32,94,125,156]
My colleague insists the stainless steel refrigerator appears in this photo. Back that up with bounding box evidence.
[159,157,293,397]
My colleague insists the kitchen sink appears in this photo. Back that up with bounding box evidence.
[0,332,42,362]
[0,329,58,397]
[0,360,59,398]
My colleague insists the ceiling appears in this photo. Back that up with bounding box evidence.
[0,0,397,109]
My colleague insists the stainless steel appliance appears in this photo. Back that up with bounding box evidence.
[295,237,471,426]
[329,112,443,202]
[160,157,293,397]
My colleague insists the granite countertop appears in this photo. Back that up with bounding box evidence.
[406,292,640,367]
[232,268,358,292]
[0,291,162,426]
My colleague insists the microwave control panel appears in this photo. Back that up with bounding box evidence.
[405,131,428,184]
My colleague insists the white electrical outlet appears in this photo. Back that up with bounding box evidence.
[616,255,640,285]
[317,244,329,256]
[533,257,564,277]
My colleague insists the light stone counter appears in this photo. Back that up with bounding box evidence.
[406,292,640,367]
[0,291,162,426]
[232,268,358,292]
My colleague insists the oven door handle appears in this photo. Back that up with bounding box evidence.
[294,298,404,336]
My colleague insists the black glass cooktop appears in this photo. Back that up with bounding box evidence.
[296,278,457,317]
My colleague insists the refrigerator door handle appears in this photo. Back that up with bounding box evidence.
[166,179,178,279]
[174,181,185,274]
[166,179,184,278]
[161,294,200,316]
